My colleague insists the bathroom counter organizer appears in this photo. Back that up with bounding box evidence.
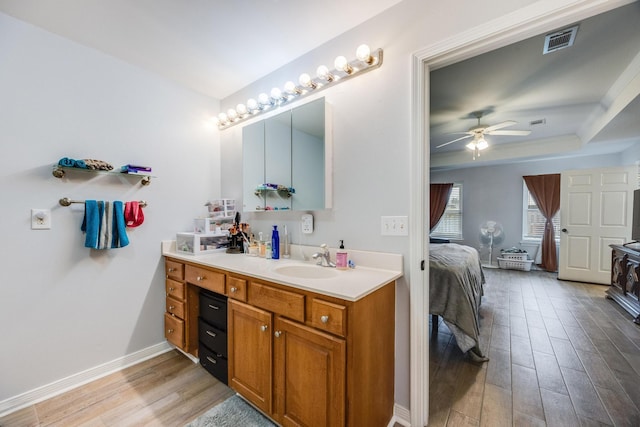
[52,165,154,186]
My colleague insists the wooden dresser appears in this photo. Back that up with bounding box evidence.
[609,244,640,324]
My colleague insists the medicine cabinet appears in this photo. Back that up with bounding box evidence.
[242,97,332,212]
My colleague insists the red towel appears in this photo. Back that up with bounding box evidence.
[124,201,144,227]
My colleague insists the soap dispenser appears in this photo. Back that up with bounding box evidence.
[336,240,348,270]
[271,225,280,259]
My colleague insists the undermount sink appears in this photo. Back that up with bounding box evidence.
[273,264,338,279]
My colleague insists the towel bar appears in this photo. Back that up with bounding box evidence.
[59,198,148,208]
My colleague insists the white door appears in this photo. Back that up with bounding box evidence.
[558,166,636,284]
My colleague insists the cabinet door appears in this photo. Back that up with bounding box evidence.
[273,317,345,427]
[228,300,273,414]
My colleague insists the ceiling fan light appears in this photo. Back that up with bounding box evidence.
[465,141,477,150]
[477,138,489,150]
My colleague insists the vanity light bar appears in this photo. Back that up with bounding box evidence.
[213,44,383,130]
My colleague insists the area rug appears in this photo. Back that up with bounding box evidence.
[185,395,277,427]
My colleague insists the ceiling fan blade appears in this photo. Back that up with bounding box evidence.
[483,120,517,133]
[435,134,472,148]
[487,130,531,136]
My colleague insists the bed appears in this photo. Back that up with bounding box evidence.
[429,243,488,361]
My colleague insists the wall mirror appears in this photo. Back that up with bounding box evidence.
[242,97,332,212]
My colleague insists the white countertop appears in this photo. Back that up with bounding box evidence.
[162,241,403,301]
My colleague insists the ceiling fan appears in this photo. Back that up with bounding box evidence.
[436,112,531,159]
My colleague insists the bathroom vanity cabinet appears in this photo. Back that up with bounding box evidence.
[163,256,395,427]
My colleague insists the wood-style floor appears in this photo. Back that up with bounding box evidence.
[429,268,640,427]
[0,350,234,427]
[2,268,639,427]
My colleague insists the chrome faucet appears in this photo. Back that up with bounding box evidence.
[312,244,335,267]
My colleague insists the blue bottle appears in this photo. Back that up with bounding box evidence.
[271,225,280,259]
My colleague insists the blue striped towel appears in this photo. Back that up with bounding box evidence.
[81,200,129,249]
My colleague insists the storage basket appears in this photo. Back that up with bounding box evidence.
[500,252,528,261]
[497,257,533,271]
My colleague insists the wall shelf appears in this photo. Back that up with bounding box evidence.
[52,166,154,185]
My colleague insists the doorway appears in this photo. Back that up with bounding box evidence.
[409,1,630,425]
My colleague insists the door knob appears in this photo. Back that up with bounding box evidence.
[562,228,568,233]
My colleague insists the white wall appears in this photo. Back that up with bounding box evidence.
[0,12,220,405]
[431,154,625,256]
[217,0,547,410]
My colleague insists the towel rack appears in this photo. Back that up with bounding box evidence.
[59,198,148,208]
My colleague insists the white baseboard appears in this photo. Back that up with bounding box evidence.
[388,403,411,427]
[0,341,172,417]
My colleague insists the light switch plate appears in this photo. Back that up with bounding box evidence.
[381,216,408,236]
[301,214,314,234]
[31,208,51,230]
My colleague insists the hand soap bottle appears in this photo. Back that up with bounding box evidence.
[336,240,348,270]
[271,225,280,259]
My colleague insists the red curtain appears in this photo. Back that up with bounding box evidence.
[430,183,453,232]
[523,174,561,272]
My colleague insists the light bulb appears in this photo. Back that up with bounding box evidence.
[227,108,238,121]
[334,55,353,74]
[218,112,229,124]
[236,103,248,116]
[316,65,334,81]
[477,138,489,150]
[270,87,283,101]
[356,44,372,63]
[465,141,476,151]
[258,92,271,106]
[284,81,301,95]
[299,73,316,89]
[247,98,259,111]
[212,116,221,127]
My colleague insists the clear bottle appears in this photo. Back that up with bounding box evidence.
[258,232,266,257]
[271,225,280,259]
[336,240,348,270]
[265,241,272,259]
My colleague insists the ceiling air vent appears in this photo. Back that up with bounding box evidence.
[543,25,579,54]
[530,118,546,126]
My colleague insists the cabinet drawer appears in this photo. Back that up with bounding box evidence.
[248,282,305,322]
[310,298,347,337]
[166,296,185,319]
[199,343,228,385]
[186,265,225,293]
[227,275,247,302]
[200,291,227,330]
[166,279,185,300]
[164,313,185,348]
[165,260,184,281]
[199,318,228,355]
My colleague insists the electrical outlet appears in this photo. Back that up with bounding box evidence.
[31,209,51,230]
[381,216,408,236]
[301,214,314,234]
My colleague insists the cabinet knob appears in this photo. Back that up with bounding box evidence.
[197,276,205,281]
[169,287,174,291]
[167,329,174,334]
[320,315,329,324]
[274,331,282,338]
[230,287,238,293]
[260,325,268,332]
[169,305,175,310]
[168,267,175,272]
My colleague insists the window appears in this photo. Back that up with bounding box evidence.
[522,182,560,240]
[431,183,463,240]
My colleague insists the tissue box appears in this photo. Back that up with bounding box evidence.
[176,232,228,255]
